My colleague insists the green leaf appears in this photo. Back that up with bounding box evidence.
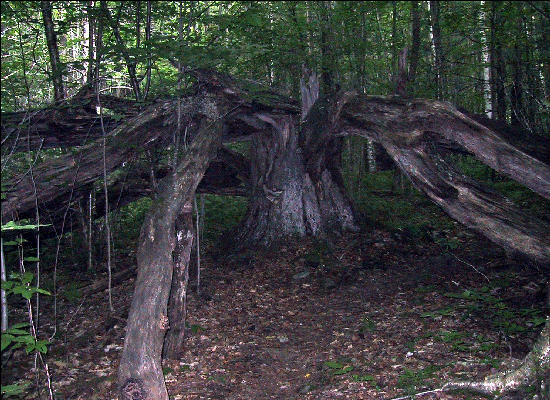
[12,335,34,344]
[5,328,28,335]
[1,381,30,396]
[332,365,354,375]
[324,361,344,369]
[9,322,29,329]
[35,340,49,354]
[1,221,51,231]
[24,256,40,262]
[25,342,36,354]
[21,272,34,284]
[1,334,15,351]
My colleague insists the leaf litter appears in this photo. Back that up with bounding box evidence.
[2,228,548,400]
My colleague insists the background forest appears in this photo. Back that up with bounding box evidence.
[1,1,549,399]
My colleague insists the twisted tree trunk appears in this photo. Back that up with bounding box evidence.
[118,97,222,400]
[234,75,358,248]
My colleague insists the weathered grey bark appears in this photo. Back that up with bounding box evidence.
[40,0,65,102]
[342,95,550,264]
[3,69,549,263]
[162,201,194,360]
[234,75,358,248]
[118,98,222,400]
[2,100,176,222]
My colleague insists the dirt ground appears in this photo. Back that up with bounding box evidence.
[3,228,548,400]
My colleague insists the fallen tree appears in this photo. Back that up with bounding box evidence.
[2,68,549,398]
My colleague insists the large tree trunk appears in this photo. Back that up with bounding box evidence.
[117,98,222,400]
[234,75,358,248]
[342,95,550,265]
[235,117,357,248]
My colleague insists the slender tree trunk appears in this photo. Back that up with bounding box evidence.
[409,1,421,88]
[40,0,65,102]
[86,1,95,86]
[510,5,524,127]
[489,1,506,121]
[100,1,141,101]
[429,1,445,99]
[136,0,141,49]
[143,0,152,100]
[163,201,194,360]
[319,1,335,95]
[480,1,492,118]
[392,1,398,77]
[118,104,222,400]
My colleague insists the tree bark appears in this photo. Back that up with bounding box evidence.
[234,75,358,248]
[409,1,421,87]
[429,1,445,99]
[162,201,194,360]
[40,0,65,102]
[3,69,549,265]
[118,99,222,400]
[342,95,550,264]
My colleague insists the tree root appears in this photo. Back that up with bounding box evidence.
[443,317,549,398]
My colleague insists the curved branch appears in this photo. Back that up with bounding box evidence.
[342,95,550,264]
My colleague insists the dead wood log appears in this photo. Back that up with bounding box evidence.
[79,266,136,297]
[341,95,550,265]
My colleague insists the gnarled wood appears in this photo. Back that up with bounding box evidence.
[342,95,550,265]
[118,97,222,400]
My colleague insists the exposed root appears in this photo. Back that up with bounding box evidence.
[443,317,549,397]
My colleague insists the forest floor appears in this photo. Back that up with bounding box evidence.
[3,223,548,400]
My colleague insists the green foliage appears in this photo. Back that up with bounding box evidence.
[2,272,51,300]
[1,381,31,398]
[61,282,82,304]
[443,285,545,336]
[200,195,247,245]
[323,360,354,375]
[397,365,442,395]
[359,317,376,333]
[187,323,206,334]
